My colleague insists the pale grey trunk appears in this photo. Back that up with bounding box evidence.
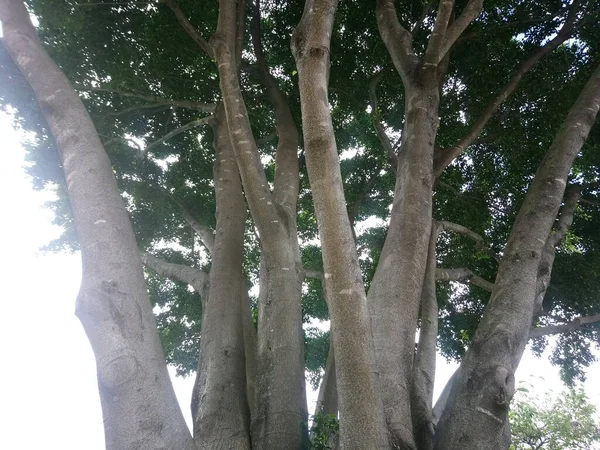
[411,222,440,450]
[314,339,338,418]
[213,2,307,448]
[534,186,582,316]
[191,108,251,450]
[435,63,600,450]
[292,1,388,448]
[0,2,195,449]
[367,81,439,450]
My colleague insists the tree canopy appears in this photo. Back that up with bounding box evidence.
[1,0,600,449]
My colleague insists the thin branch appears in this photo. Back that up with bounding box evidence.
[162,0,214,58]
[100,103,172,119]
[76,84,216,113]
[145,117,211,152]
[580,197,599,206]
[435,267,495,292]
[169,195,216,253]
[369,68,398,172]
[529,314,600,339]
[433,2,581,178]
[437,220,500,262]
[437,0,484,62]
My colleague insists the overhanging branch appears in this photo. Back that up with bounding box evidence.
[145,117,211,152]
[436,267,494,292]
[530,314,600,339]
[437,220,500,262]
[76,84,216,113]
[162,0,215,58]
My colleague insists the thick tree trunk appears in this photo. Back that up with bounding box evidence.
[212,2,307,448]
[435,63,600,450]
[367,80,439,450]
[190,108,251,450]
[292,1,388,449]
[0,1,195,449]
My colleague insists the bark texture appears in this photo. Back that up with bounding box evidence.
[191,108,251,450]
[212,2,307,448]
[411,222,440,450]
[292,1,388,448]
[0,1,195,449]
[435,63,600,450]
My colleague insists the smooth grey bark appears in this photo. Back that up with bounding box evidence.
[0,1,195,449]
[212,2,307,448]
[373,2,483,446]
[141,252,209,294]
[435,63,600,450]
[371,29,439,450]
[411,222,440,450]
[191,108,251,450]
[314,337,338,418]
[292,1,388,448]
[534,185,582,316]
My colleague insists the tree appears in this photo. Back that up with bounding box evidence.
[1,0,600,449]
[509,386,600,450]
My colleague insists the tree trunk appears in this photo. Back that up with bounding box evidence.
[367,80,439,450]
[0,1,195,449]
[212,2,307,447]
[292,1,388,448]
[191,107,251,450]
[435,63,600,450]
[411,221,440,450]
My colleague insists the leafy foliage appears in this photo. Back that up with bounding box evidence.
[510,385,600,450]
[310,413,339,450]
[2,0,600,381]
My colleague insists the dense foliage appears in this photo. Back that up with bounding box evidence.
[510,385,600,450]
[1,0,599,393]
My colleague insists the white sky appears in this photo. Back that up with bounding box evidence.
[0,112,598,449]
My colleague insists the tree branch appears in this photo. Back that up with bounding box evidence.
[250,0,300,214]
[436,0,483,61]
[369,68,398,173]
[76,84,216,113]
[213,0,285,251]
[162,0,215,58]
[141,252,209,294]
[145,117,211,152]
[437,220,500,262]
[529,314,600,339]
[433,3,580,178]
[423,0,455,66]
[376,0,418,83]
[534,185,582,315]
[169,196,216,253]
[412,221,441,450]
[435,267,495,292]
